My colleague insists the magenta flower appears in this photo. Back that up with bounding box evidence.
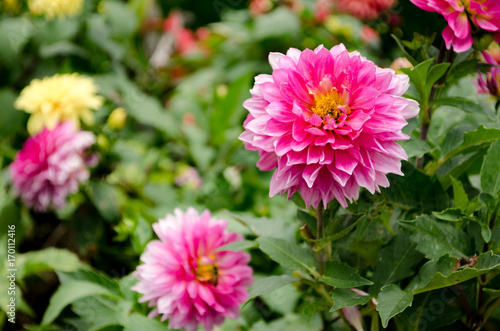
[132,208,254,331]
[239,45,418,209]
[475,50,500,98]
[410,0,500,52]
[9,121,96,211]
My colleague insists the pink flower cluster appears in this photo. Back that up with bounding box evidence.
[315,0,396,22]
[240,45,418,209]
[410,0,500,52]
[132,208,253,331]
[475,50,500,98]
[9,122,96,211]
[337,0,397,21]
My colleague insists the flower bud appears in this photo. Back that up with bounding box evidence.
[107,107,127,130]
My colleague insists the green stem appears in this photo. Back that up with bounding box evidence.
[477,298,500,330]
[455,283,477,326]
[416,42,454,169]
[317,202,326,275]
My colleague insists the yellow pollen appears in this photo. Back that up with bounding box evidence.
[196,257,219,286]
[311,91,350,119]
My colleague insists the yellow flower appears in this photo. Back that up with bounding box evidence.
[107,107,127,130]
[15,74,104,135]
[28,0,83,20]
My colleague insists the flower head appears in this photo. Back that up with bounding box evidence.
[475,50,500,98]
[15,74,103,135]
[239,45,419,209]
[9,122,96,212]
[410,0,500,52]
[132,208,254,331]
[28,0,83,20]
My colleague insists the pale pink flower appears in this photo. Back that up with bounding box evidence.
[337,0,397,20]
[410,0,500,52]
[239,45,418,209]
[132,208,254,331]
[249,0,273,16]
[390,57,413,74]
[175,166,203,189]
[9,122,96,211]
[475,51,500,98]
[360,25,381,44]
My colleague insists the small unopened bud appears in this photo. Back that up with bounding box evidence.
[216,84,228,98]
[108,107,127,130]
[390,57,413,74]
[96,134,109,149]
[473,32,494,51]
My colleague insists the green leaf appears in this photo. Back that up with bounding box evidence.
[71,296,121,331]
[256,237,317,276]
[390,34,418,66]
[254,7,300,40]
[424,63,450,97]
[435,126,500,173]
[17,248,87,280]
[381,162,450,212]
[432,208,463,221]
[57,269,121,297]
[400,215,470,260]
[446,59,479,86]
[429,97,483,113]
[41,280,117,325]
[376,284,413,328]
[407,252,500,294]
[371,232,424,295]
[400,59,433,99]
[399,139,432,158]
[210,71,253,146]
[86,15,125,60]
[313,214,365,251]
[94,74,180,138]
[0,88,25,139]
[87,181,119,222]
[484,288,500,299]
[397,289,462,330]
[247,275,300,302]
[123,313,166,331]
[320,261,373,288]
[438,147,489,190]
[297,209,317,237]
[100,1,139,38]
[232,213,294,239]
[330,288,371,312]
[219,240,258,252]
[451,177,469,210]
[0,18,36,66]
[39,40,88,59]
[481,140,500,195]
[34,18,80,44]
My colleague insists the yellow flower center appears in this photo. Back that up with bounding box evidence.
[196,256,219,286]
[311,90,350,119]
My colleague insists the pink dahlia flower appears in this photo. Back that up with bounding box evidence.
[475,50,500,98]
[239,45,419,209]
[132,208,254,331]
[9,121,96,211]
[410,0,500,52]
